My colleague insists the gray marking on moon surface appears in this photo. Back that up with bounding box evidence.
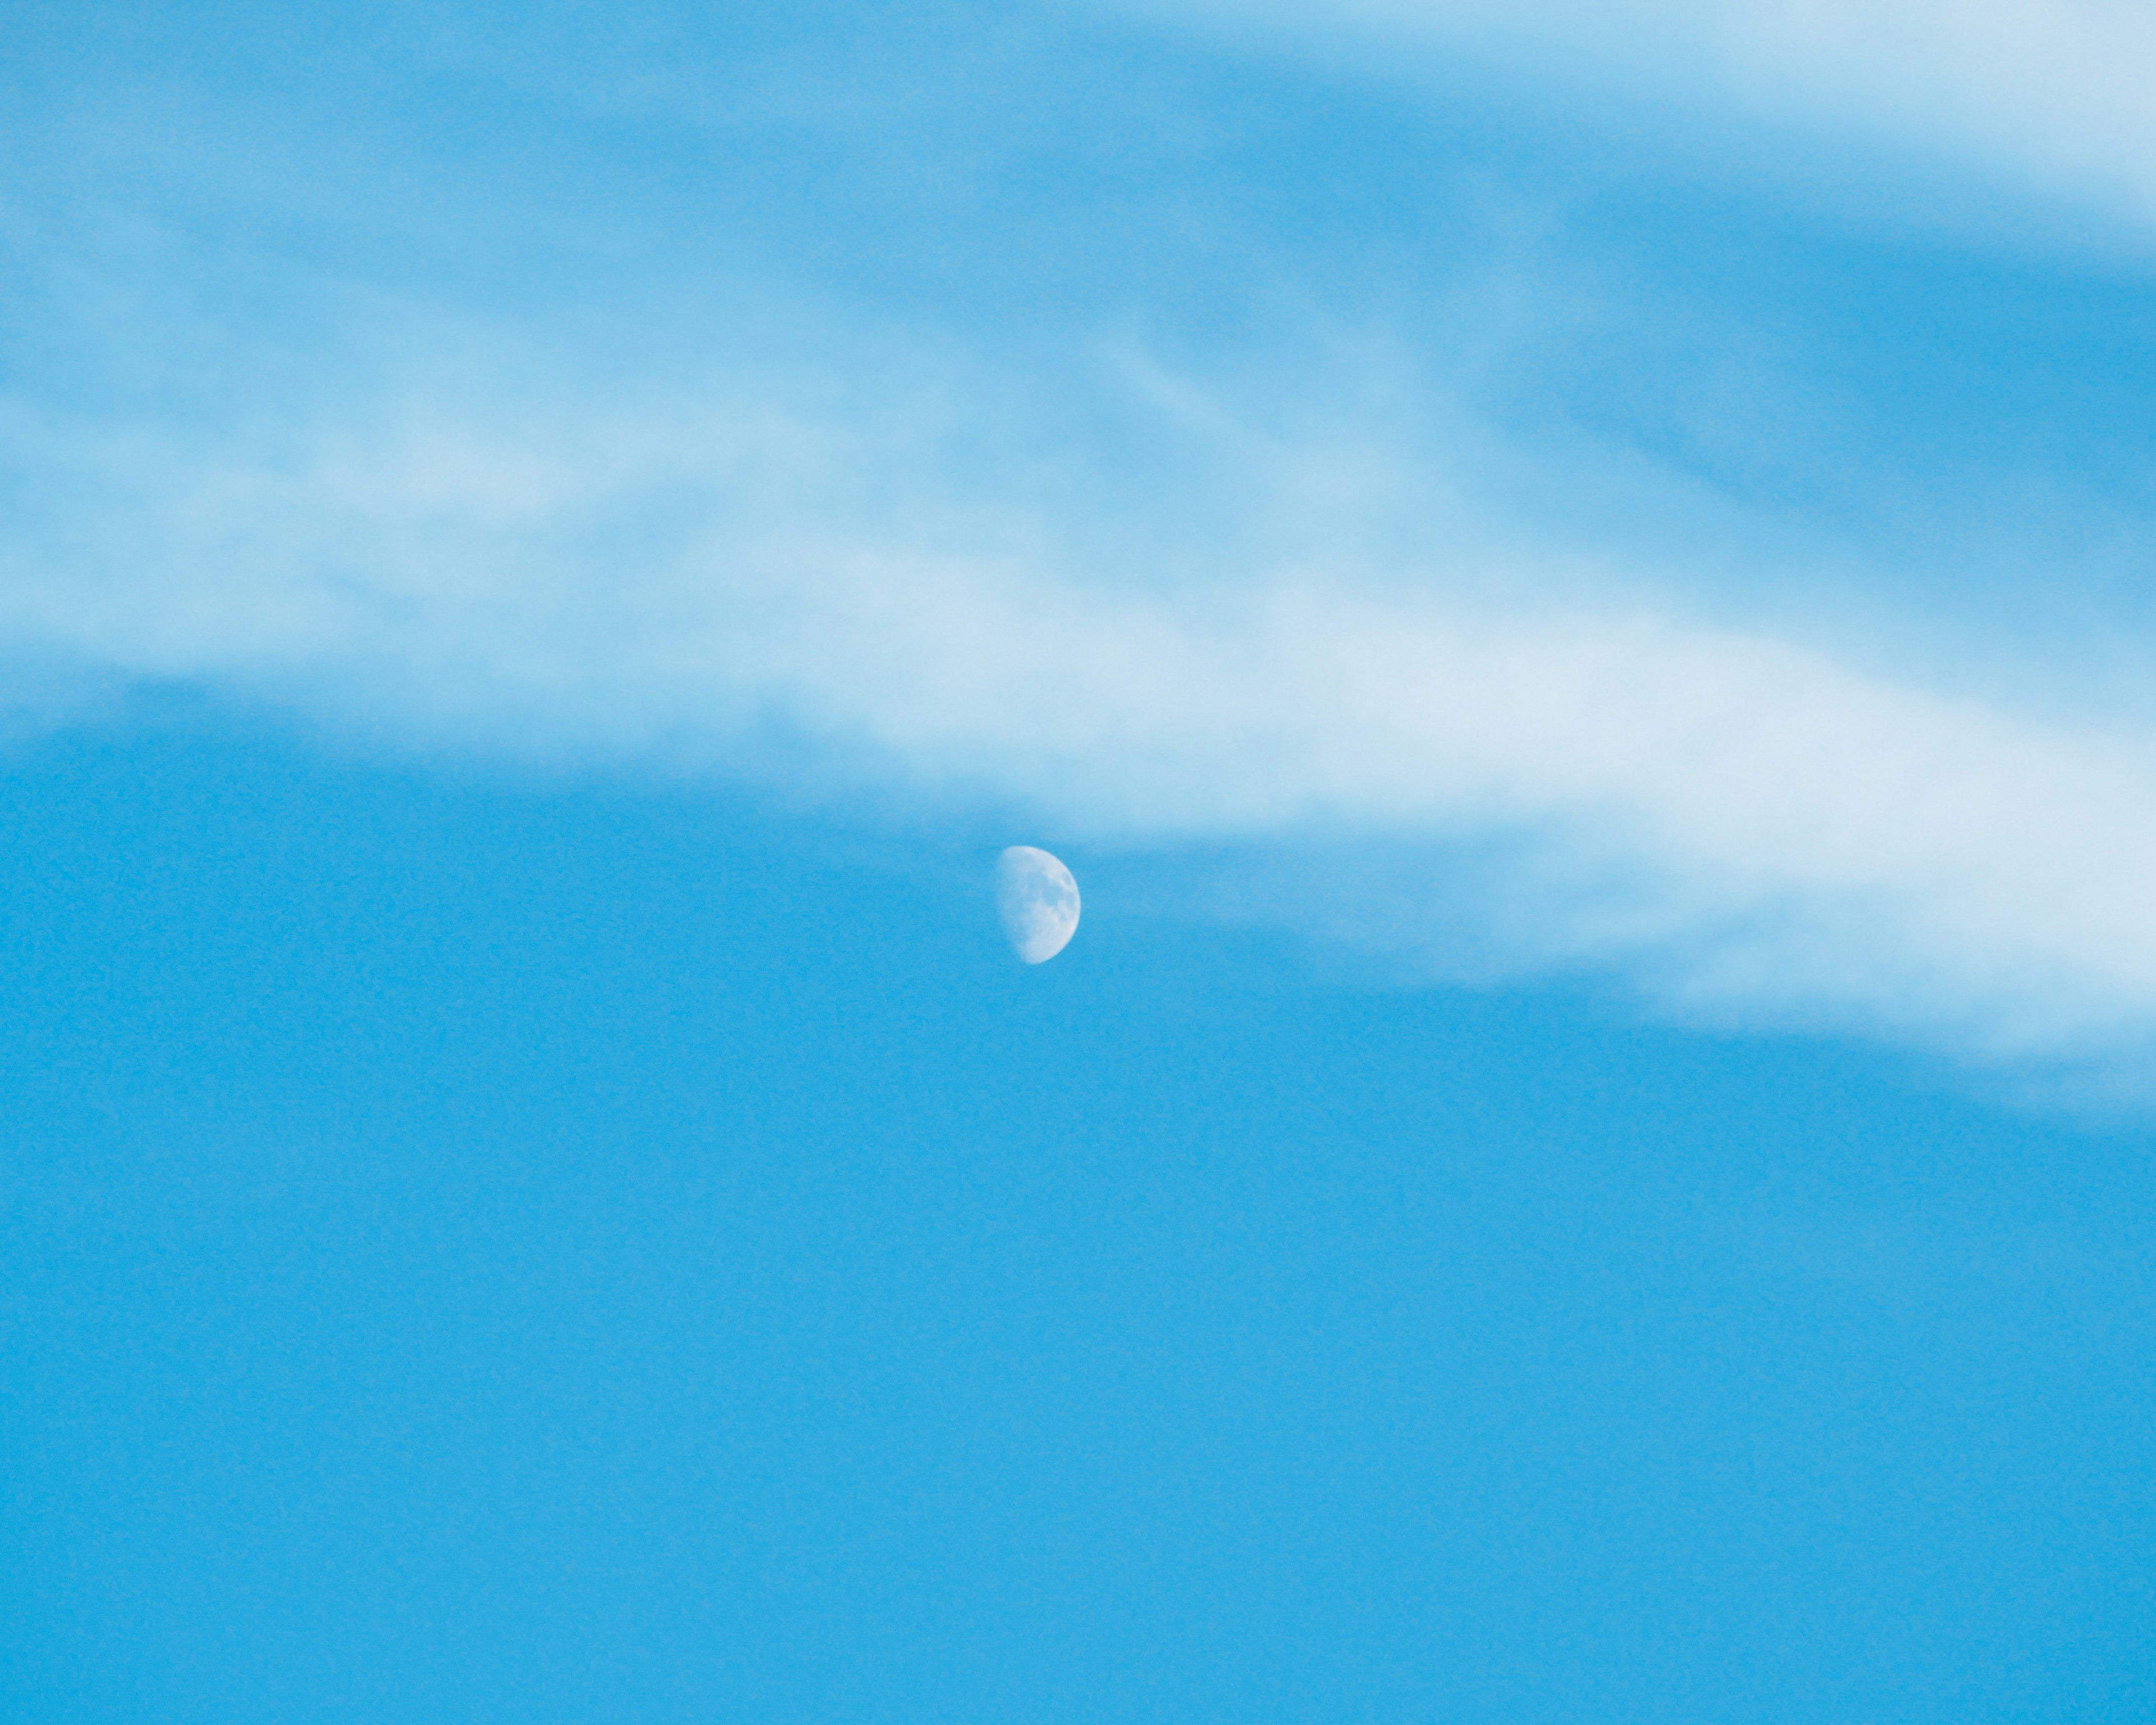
[997,846,1080,964]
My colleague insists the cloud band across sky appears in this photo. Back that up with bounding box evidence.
[5,0,2156,1080]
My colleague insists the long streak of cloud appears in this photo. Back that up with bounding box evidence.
[1146,0,2156,231]
[8,0,2156,1083]
[7,335,2156,1074]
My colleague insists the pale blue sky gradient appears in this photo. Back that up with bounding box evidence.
[5,4,2156,1718]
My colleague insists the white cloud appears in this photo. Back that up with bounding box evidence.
[7,325,2156,1078]
[7,0,2155,1084]
[1143,0,2156,232]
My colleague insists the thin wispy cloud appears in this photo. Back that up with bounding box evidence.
[4,0,2155,1083]
[8,313,2155,1074]
[1146,0,2156,235]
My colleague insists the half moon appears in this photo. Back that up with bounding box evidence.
[996,846,1081,964]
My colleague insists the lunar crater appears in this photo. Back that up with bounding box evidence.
[997,846,1080,964]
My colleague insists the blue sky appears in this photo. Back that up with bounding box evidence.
[4,3,2155,1719]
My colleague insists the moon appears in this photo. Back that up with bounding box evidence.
[996,846,1081,964]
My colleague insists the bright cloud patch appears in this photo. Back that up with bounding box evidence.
[7,334,2156,1075]
[6,0,2156,1086]
[1154,0,2156,227]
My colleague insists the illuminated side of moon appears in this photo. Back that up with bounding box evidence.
[996,846,1081,964]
